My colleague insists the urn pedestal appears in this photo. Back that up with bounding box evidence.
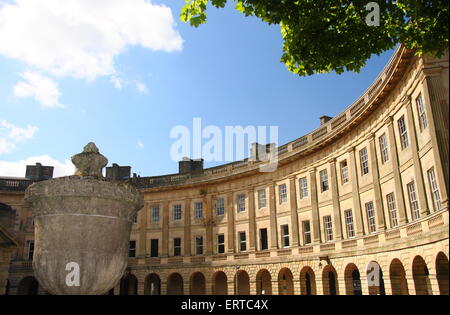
[24,143,143,295]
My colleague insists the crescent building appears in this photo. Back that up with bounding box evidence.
[0,45,448,295]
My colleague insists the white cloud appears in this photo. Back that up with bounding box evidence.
[111,76,124,90]
[0,155,74,178]
[135,81,149,94]
[137,140,145,149]
[0,119,39,142]
[0,0,184,81]
[0,119,38,154]
[13,72,63,108]
[0,138,16,155]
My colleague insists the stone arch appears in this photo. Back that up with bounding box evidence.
[256,269,272,295]
[235,270,250,295]
[278,268,294,295]
[366,261,386,295]
[344,263,362,295]
[212,271,228,295]
[435,252,449,295]
[167,273,184,295]
[190,272,206,295]
[144,273,161,295]
[17,276,39,295]
[389,259,408,295]
[322,265,339,295]
[412,255,432,295]
[119,273,138,295]
[300,266,316,295]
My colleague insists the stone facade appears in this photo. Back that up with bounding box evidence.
[0,46,448,295]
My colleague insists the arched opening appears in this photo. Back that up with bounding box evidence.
[412,256,432,295]
[436,252,449,295]
[144,273,161,295]
[300,267,316,295]
[212,271,228,295]
[256,269,272,295]
[344,263,362,295]
[190,272,206,295]
[17,276,39,295]
[278,268,294,295]
[120,273,138,295]
[322,265,339,295]
[366,261,386,295]
[389,259,409,295]
[107,288,114,295]
[235,270,250,295]
[168,273,184,295]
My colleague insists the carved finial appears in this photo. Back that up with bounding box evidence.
[71,142,108,177]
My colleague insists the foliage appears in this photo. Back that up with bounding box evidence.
[180,0,449,76]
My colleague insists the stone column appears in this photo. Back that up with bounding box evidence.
[161,202,169,257]
[360,277,369,295]
[422,71,449,206]
[184,199,191,256]
[138,203,147,258]
[249,280,257,295]
[315,277,324,295]
[309,168,321,243]
[428,272,440,295]
[367,133,387,230]
[383,278,393,295]
[405,97,429,217]
[226,192,236,253]
[227,280,235,295]
[248,188,256,251]
[288,176,300,246]
[268,183,279,249]
[328,159,343,240]
[292,278,301,295]
[406,275,417,295]
[205,195,214,256]
[271,280,279,295]
[161,280,167,295]
[348,147,365,235]
[385,116,408,224]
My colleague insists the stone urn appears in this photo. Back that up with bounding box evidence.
[24,143,143,295]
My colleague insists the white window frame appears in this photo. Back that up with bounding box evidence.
[194,202,203,220]
[416,93,428,131]
[386,193,398,228]
[427,167,441,212]
[237,194,246,213]
[173,204,182,221]
[323,216,333,242]
[344,210,355,238]
[320,169,329,192]
[407,181,420,220]
[359,147,369,176]
[215,198,225,216]
[217,234,225,254]
[365,201,376,233]
[238,231,247,252]
[379,133,389,164]
[302,221,312,245]
[281,224,290,247]
[258,189,266,209]
[151,205,160,223]
[340,160,349,184]
[398,116,409,149]
[299,177,308,199]
[279,184,288,204]
[195,236,204,255]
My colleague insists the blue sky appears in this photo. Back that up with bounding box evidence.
[0,0,394,178]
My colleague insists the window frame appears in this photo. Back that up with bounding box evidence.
[237,194,246,213]
[344,209,355,238]
[359,147,369,176]
[407,181,420,220]
[279,184,288,204]
[151,205,160,223]
[320,169,329,192]
[238,231,247,252]
[427,167,441,212]
[258,189,266,209]
[379,133,389,164]
[194,202,203,220]
[173,204,182,221]
[365,201,376,233]
[323,216,333,242]
[398,116,409,149]
[416,93,428,131]
[386,193,398,228]
[302,221,312,245]
[299,177,308,199]
[215,198,225,216]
